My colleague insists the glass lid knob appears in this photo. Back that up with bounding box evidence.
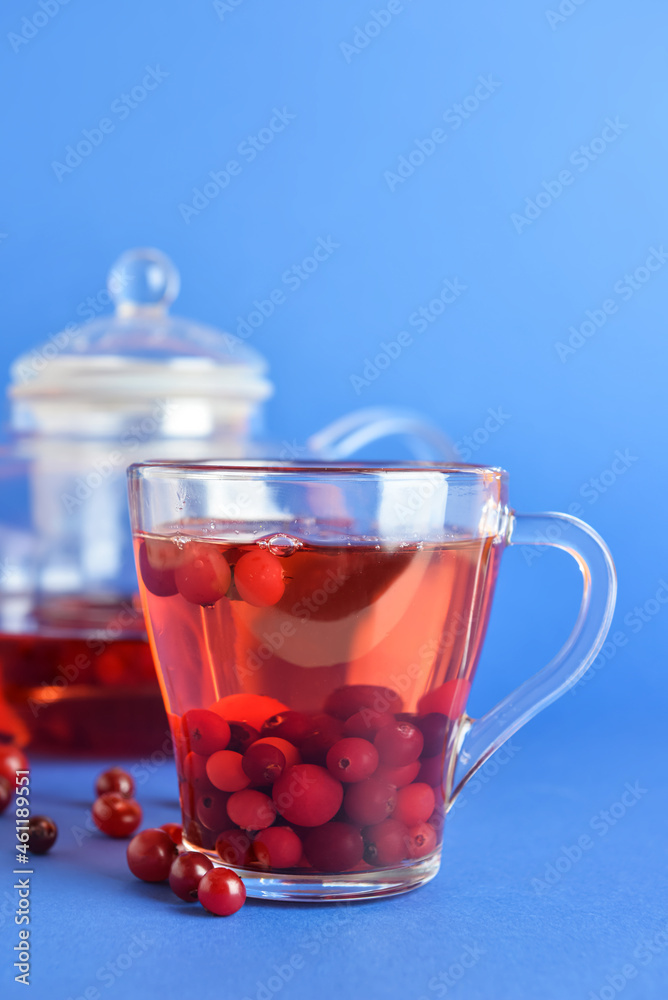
[108,247,180,316]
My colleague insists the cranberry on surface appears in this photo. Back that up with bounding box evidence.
[0,744,29,784]
[126,828,178,882]
[169,851,214,902]
[92,793,142,838]
[95,766,135,799]
[27,815,58,855]
[198,867,246,916]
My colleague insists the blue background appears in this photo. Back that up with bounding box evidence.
[1,1,667,998]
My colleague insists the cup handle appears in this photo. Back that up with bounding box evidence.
[450,511,617,804]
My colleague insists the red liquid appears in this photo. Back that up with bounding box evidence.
[0,596,168,755]
[137,531,502,872]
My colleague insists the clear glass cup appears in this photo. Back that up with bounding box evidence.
[127,460,616,901]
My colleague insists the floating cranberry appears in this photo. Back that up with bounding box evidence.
[392,783,435,827]
[0,744,29,784]
[375,761,421,788]
[198,867,246,916]
[418,679,470,719]
[344,778,396,826]
[27,815,58,854]
[0,776,11,814]
[324,685,402,720]
[95,766,135,799]
[227,789,276,830]
[182,709,231,756]
[252,827,303,869]
[326,738,378,783]
[363,818,410,867]
[215,828,253,867]
[211,693,289,731]
[92,793,142,838]
[261,711,313,746]
[416,712,449,757]
[234,550,285,607]
[227,721,260,754]
[299,715,343,763]
[161,823,183,845]
[374,721,423,767]
[272,764,343,827]
[169,851,214,902]
[174,543,231,606]
[302,822,364,872]
[406,821,437,859]
[206,751,251,793]
[138,541,178,597]
[184,819,205,848]
[196,790,232,831]
[242,742,286,785]
[126,828,178,881]
[342,709,394,739]
[417,755,443,787]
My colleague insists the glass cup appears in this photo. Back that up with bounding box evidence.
[127,460,616,901]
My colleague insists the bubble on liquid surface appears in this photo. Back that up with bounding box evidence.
[260,534,303,556]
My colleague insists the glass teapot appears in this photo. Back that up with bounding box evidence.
[0,249,454,755]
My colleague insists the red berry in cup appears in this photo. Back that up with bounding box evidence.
[27,815,58,854]
[211,693,289,731]
[406,821,437,859]
[374,721,424,767]
[254,737,300,768]
[416,713,450,757]
[138,541,178,597]
[0,776,12,814]
[418,679,470,720]
[183,752,215,791]
[198,866,246,916]
[363,818,410,867]
[182,709,231,756]
[302,822,364,872]
[169,851,214,901]
[227,789,276,830]
[375,761,421,788]
[344,777,397,826]
[92,793,142,838]
[242,742,286,785]
[227,721,260,754]
[206,751,251,793]
[95,766,135,799]
[299,715,344,764]
[234,550,285,607]
[252,827,303,869]
[326,738,378,783]
[215,828,253,867]
[174,543,231,606]
[417,755,442,787]
[342,709,394,739]
[161,823,183,845]
[392,783,436,827]
[126,828,178,882]
[324,685,402,720]
[261,711,314,746]
[0,744,29,783]
[196,790,233,831]
[272,764,343,827]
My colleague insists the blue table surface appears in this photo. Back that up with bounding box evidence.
[1,705,666,1000]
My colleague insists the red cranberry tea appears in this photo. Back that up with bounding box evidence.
[136,530,500,875]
